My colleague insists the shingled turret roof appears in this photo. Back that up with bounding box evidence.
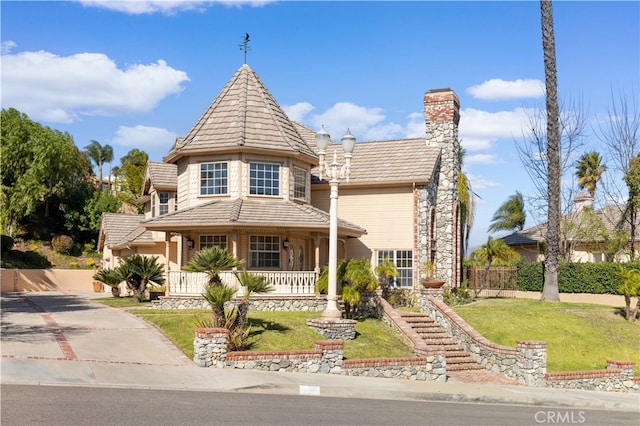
[164,64,317,163]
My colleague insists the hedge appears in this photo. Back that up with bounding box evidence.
[516,261,640,294]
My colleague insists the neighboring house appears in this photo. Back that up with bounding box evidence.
[501,192,638,262]
[98,64,463,293]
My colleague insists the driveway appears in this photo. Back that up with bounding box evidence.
[1,292,192,366]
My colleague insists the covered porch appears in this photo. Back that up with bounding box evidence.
[140,198,367,297]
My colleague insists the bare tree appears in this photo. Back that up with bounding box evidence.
[597,89,640,259]
[540,0,561,301]
[516,97,587,226]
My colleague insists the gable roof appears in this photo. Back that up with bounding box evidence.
[311,138,439,185]
[141,198,366,237]
[98,213,147,250]
[144,162,177,192]
[164,64,317,163]
[502,204,640,246]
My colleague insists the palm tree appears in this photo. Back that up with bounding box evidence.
[541,0,561,301]
[84,140,114,192]
[201,282,237,328]
[115,254,165,302]
[183,246,244,286]
[576,151,606,198]
[615,267,640,322]
[488,192,526,233]
[457,145,476,260]
[374,256,398,298]
[92,267,122,297]
[234,270,274,329]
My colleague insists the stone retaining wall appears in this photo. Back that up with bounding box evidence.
[419,290,546,385]
[193,330,447,381]
[419,290,638,392]
[150,295,326,311]
[545,360,639,393]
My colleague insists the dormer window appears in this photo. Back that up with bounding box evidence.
[250,162,280,196]
[293,167,307,201]
[201,162,228,195]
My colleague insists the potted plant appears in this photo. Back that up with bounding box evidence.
[421,261,445,288]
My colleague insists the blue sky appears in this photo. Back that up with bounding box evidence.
[2,1,638,251]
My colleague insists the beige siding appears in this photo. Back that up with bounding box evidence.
[311,185,415,261]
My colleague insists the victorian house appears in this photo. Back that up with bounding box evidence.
[98,64,462,294]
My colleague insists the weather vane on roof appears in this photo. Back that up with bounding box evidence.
[239,33,250,64]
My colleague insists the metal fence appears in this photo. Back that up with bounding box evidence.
[465,266,518,298]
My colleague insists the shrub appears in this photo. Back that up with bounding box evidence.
[1,235,14,253]
[385,288,417,308]
[22,251,52,268]
[51,235,73,254]
[517,260,640,294]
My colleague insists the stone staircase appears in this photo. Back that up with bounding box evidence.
[398,311,483,372]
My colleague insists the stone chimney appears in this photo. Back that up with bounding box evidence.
[424,88,461,287]
[574,191,594,212]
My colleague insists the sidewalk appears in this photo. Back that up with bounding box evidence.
[1,291,638,412]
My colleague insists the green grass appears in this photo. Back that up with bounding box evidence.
[452,299,640,375]
[132,309,414,360]
[95,297,151,308]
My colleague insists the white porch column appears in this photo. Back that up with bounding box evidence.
[164,232,170,296]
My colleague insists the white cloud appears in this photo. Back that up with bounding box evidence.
[404,112,425,138]
[1,40,16,55]
[288,102,426,142]
[282,102,314,123]
[309,102,387,140]
[459,107,531,151]
[466,154,498,165]
[466,173,501,190]
[467,78,544,101]
[1,50,189,123]
[112,125,178,151]
[78,1,273,15]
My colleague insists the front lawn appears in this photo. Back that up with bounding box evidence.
[132,309,415,360]
[452,299,640,375]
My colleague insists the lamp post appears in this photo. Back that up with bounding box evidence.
[315,126,356,319]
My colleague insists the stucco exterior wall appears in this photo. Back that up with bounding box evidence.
[1,269,96,293]
[311,185,415,261]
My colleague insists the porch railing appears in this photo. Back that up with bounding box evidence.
[168,270,317,296]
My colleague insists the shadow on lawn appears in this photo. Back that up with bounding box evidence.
[246,317,290,336]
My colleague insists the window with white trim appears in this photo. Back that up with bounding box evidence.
[199,235,228,251]
[249,235,280,268]
[158,192,170,215]
[200,162,228,195]
[151,193,156,218]
[293,167,307,200]
[250,162,280,196]
[377,250,413,287]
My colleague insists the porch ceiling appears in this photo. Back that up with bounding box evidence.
[140,198,366,237]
